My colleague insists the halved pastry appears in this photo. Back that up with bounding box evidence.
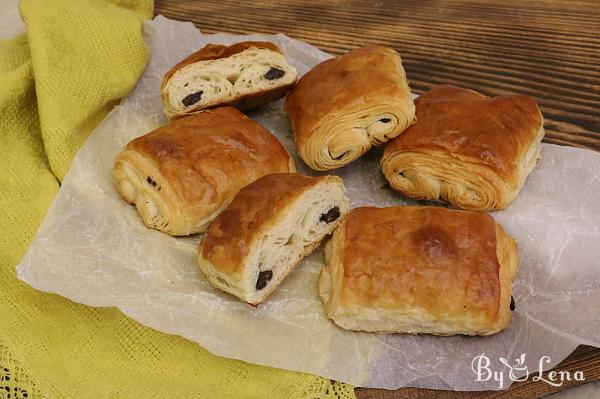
[161,41,298,119]
[381,85,544,211]
[285,45,416,171]
[198,173,350,305]
[112,107,295,236]
[319,206,519,336]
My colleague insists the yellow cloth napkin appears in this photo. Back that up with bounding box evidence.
[0,0,355,397]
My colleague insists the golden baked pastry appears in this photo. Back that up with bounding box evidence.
[381,85,544,211]
[161,41,297,119]
[319,206,519,336]
[198,173,350,305]
[285,45,415,171]
[112,107,295,236]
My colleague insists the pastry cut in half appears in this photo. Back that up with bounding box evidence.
[319,206,519,336]
[198,173,350,305]
[112,107,295,236]
[161,41,298,119]
[285,45,416,171]
[381,85,544,211]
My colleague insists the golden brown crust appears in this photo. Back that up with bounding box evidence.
[120,107,294,234]
[201,173,343,275]
[383,85,543,182]
[162,41,281,84]
[319,206,519,335]
[285,45,415,170]
[342,206,500,317]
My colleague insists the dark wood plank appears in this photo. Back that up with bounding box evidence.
[153,1,600,397]
[356,345,600,399]
[155,0,600,152]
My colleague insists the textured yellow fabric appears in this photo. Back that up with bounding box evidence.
[0,1,356,398]
[20,0,152,180]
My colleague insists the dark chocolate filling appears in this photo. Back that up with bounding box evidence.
[510,295,516,311]
[264,67,285,80]
[256,270,273,290]
[380,118,391,123]
[319,206,340,224]
[182,91,203,107]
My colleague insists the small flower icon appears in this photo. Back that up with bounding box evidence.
[499,354,529,382]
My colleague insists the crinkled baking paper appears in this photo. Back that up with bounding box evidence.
[17,16,600,390]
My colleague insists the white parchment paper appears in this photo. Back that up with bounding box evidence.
[17,16,600,390]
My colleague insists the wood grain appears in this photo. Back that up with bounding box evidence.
[155,0,600,152]
[153,1,600,398]
[356,345,600,399]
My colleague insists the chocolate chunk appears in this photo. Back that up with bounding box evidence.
[181,91,203,107]
[380,118,391,123]
[264,67,285,80]
[146,176,157,187]
[320,206,340,223]
[255,270,273,290]
[510,295,516,311]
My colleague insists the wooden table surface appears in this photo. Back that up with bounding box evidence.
[154,1,600,398]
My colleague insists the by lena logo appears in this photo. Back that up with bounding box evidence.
[471,353,585,388]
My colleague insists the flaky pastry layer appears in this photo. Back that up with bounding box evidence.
[285,45,415,171]
[113,107,295,235]
[381,85,544,211]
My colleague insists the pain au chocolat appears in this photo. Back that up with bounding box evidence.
[381,85,544,211]
[198,173,349,305]
[319,206,519,336]
[285,45,416,171]
[112,107,295,236]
